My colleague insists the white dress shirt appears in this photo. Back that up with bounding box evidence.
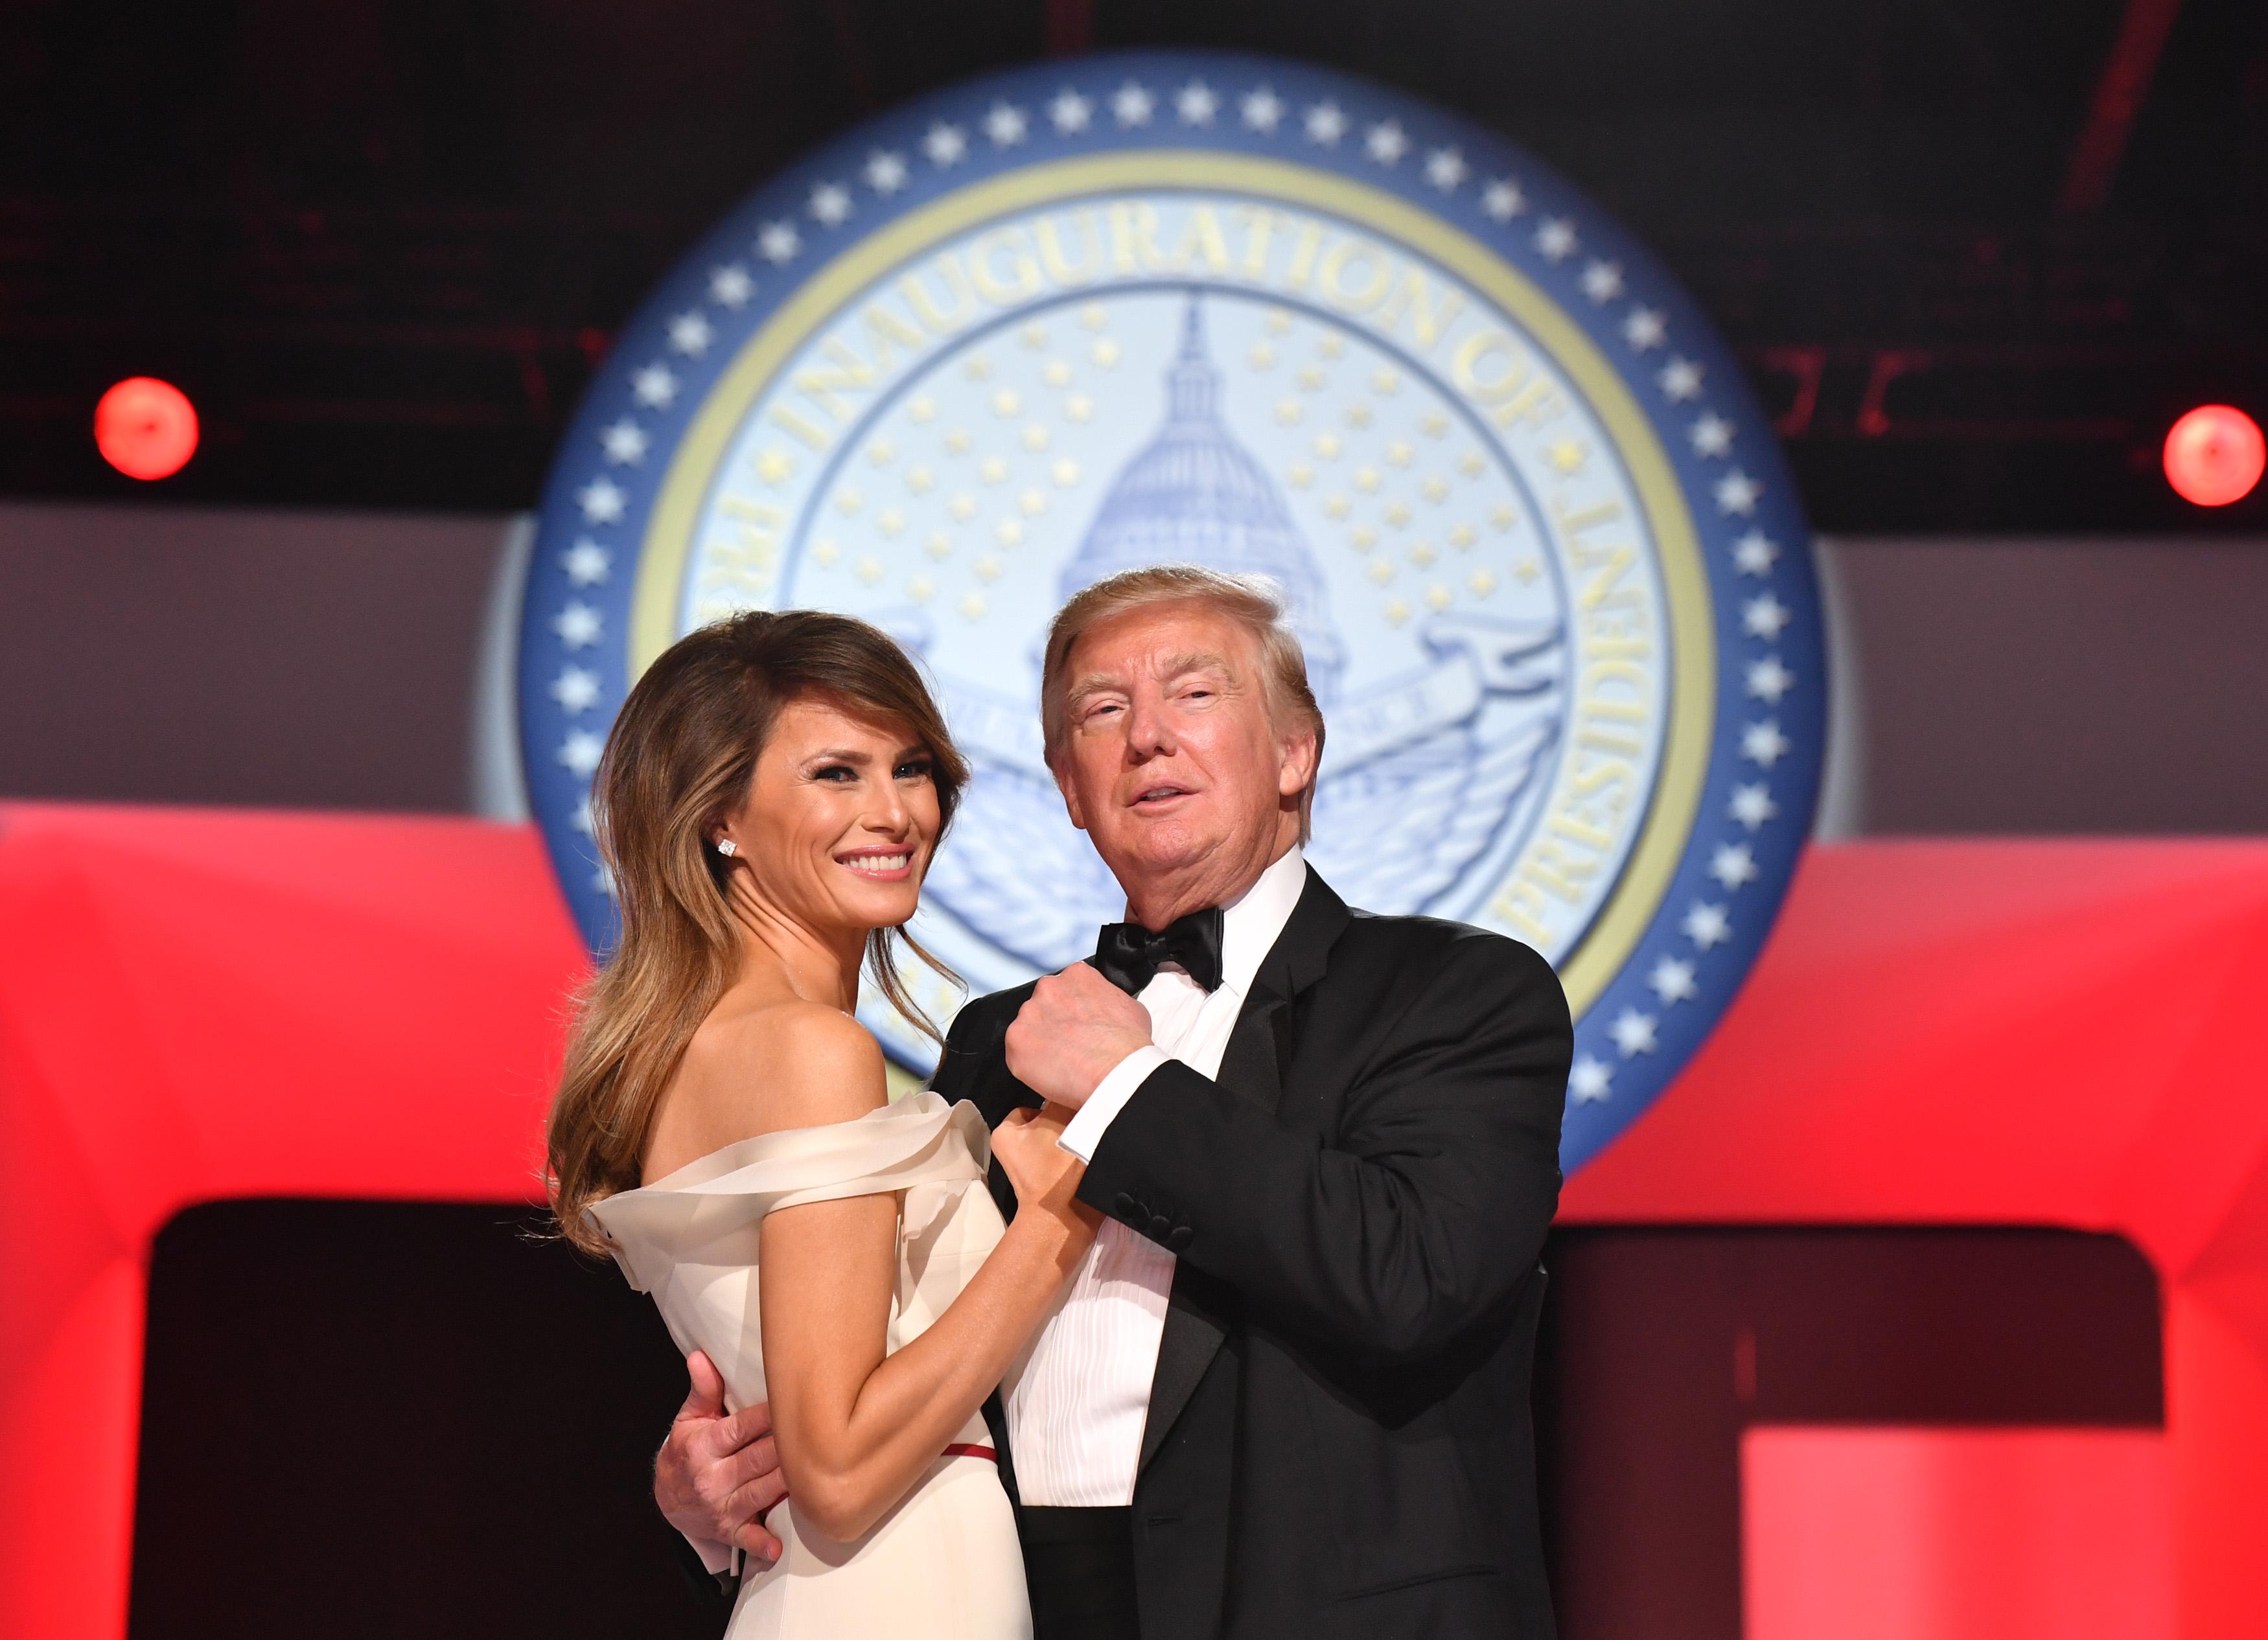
[1004,847,1308,1507]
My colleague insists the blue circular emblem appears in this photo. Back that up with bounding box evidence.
[519,51,1826,1173]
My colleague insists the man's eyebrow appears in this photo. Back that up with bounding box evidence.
[1159,650,1234,680]
[1065,671,1125,710]
[1065,651,1238,710]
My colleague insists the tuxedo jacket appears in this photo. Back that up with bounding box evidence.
[940,868,1572,1640]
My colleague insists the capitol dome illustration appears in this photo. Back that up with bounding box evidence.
[1059,295,1346,702]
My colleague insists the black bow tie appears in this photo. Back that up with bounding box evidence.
[1091,906,1226,995]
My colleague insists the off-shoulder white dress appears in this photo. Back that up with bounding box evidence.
[587,1092,1030,1639]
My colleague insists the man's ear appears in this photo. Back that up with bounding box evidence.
[1054,758,1091,833]
[1277,727,1320,801]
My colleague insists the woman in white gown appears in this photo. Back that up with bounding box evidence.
[546,610,1093,1639]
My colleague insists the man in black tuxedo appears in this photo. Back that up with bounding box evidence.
[656,564,1571,1638]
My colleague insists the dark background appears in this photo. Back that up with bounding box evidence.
[6,0,2267,530]
[127,1206,2160,1640]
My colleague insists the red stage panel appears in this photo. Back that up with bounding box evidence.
[3,805,2266,1640]
[1743,1427,2171,1640]
[1560,840,2268,1640]
[0,803,587,1640]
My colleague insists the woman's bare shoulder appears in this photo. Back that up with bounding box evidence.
[656,999,888,1168]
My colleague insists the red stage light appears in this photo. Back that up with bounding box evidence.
[2162,405,2263,507]
[93,376,199,480]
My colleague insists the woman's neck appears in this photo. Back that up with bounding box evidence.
[727,887,865,1012]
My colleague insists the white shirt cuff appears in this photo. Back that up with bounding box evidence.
[1058,1045,1171,1162]
[685,1530,736,1578]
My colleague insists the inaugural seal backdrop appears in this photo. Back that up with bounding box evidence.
[518,52,1827,1172]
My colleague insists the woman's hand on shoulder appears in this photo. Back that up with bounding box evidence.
[992,1102,1101,1253]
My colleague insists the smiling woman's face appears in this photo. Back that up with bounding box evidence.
[717,695,940,938]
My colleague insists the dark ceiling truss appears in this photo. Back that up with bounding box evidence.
[1,0,2262,529]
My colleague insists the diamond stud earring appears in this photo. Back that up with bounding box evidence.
[715,838,737,857]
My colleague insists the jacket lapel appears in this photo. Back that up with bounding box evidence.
[1138,868,1351,1473]
[933,987,1043,1230]
[1212,978,1291,1116]
[979,1057,1037,1229]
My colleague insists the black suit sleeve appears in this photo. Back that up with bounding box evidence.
[927,993,988,1100]
[1076,932,1571,1367]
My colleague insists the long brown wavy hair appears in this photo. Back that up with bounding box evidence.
[546,609,967,1253]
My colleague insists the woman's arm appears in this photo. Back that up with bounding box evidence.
[741,1008,1091,1543]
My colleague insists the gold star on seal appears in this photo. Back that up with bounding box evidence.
[1544,439,1588,476]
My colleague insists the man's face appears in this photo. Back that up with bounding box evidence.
[1052,603,1315,907]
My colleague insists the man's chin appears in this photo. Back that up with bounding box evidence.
[1098,826,1222,883]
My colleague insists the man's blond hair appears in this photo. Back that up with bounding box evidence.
[1041,564,1326,840]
